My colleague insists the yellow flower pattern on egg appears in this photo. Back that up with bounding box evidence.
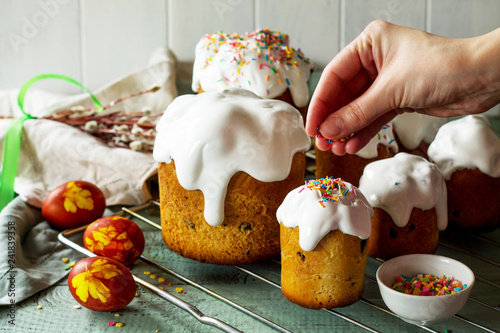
[71,258,123,303]
[84,216,145,266]
[62,181,94,213]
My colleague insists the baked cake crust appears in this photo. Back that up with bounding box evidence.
[367,207,439,260]
[280,225,367,309]
[159,153,306,265]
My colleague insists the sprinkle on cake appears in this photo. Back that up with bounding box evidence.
[192,28,314,108]
[300,177,355,207]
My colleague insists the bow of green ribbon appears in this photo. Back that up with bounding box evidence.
[0,74,103,211]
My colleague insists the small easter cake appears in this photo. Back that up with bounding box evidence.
[277,177,373,309]
[315,123,398,186]
[428,115,500,231]
[192,28,314,118]
[359,153,448,260]
[392,113,447,158]
[153,88,311,265]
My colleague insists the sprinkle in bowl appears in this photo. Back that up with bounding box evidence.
[376,254,475,326]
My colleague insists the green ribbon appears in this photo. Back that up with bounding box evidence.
[0,74,103,210]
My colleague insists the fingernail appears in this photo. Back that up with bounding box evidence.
[321,117,344,138]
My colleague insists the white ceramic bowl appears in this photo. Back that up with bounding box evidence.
[376,254,475,325]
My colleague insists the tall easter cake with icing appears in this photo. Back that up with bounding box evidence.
[428,115,500,231]
[359,153,448,260]
[315,123,398,186]
[277,177,373,309]
[153,88,310,265]
[192,28,314,117]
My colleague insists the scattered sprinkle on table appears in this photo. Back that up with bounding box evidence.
[144,271,152,275]
[37,305,42,309]
[114,313,120,317]
[73,305,81,309]
[108,322,116,326]
[158,278,166,284]
[175,288,184,293]
[62,257,70,263]
[150,274,157,279]
[115,323,124,327]
[65,261,77,270]
[391,273,467,296]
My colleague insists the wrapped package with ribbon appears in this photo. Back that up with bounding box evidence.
[0,46,177,210]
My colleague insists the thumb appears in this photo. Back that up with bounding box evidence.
[318,80,394,140]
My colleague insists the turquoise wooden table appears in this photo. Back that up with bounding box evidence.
[2,198,499,333]
[1,78,499,332]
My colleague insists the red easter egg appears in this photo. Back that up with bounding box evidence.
[68,256,136,312]
[83,216,145,266]
[42,180,106,229]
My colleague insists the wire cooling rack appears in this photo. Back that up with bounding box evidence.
[57,199,500,333]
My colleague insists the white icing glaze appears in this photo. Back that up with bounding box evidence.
[427,115,500,180]
[192,29,314,108]
[359,152,448,230]
[355,123,399,159]
[153,88,311,226]
[276,178,373,252]
[393,113,447,150]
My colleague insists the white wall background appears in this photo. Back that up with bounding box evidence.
[1,0,499,112]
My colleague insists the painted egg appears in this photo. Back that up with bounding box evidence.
[42,180,106,229]
[68,256,136,312]
[83,216,145,266]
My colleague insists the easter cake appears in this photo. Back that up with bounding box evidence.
[428,115,500,231]
[192,28,314,118]
[392,113,447,158]
[277,177,373,309]
[359,153,448,260]
[153,88,310,265]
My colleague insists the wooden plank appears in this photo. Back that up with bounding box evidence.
[343,0,426,47]
[0,0,82,94]
[81,0,168,91]
[256,0,341,70]
[167,0,255,82]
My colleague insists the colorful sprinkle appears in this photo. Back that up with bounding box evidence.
[115,323,124,327]
[390,274,467,296]
[303,177,355,207]
[175,288,184,293]
[315,127,350,146]
[62,258,69,263]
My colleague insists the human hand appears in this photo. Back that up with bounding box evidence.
[306,20,500,155]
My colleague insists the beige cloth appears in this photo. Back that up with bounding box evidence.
[0,46,177,208]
